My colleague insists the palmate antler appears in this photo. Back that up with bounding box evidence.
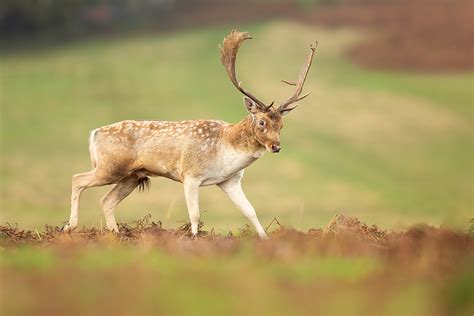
[278,41,318,114]
[219,30,273,112]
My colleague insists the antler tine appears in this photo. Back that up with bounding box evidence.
[220,30,273,111]
[281,80,296,86]
[278,41,318,113]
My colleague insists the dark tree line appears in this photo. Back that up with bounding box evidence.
[0,0,348,39]
[0,0,177,37]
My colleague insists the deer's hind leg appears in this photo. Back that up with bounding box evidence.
[100,175,143,232]
[64,169,113,231]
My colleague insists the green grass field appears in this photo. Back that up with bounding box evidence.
[1,243,383,315]
[2,21,473,232]
[1,20,473,316]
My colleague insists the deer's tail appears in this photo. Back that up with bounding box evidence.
[137,177,151,192]
[89,129,99,169]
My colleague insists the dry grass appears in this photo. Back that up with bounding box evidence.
[1,215,473,316]
[1,214,472,263]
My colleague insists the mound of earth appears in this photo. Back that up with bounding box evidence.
[299,0,473,71]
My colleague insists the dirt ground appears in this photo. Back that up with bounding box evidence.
[299,0,473,71]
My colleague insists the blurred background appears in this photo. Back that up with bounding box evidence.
[1,0,473,232]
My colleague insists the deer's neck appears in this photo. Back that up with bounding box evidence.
[224,115,264,155]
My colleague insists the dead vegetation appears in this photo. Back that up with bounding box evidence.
[300,0,473,71]
[1,214,473,316]
[1,214,472,267]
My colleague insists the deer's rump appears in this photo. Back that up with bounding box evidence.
[89,121,189,183]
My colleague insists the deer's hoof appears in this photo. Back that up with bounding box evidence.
[259,233,270,240]
[62,223,76,233]
[105,226,120,234]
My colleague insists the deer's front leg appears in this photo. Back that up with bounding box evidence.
[218,172,269,240]
[183,178,201,237]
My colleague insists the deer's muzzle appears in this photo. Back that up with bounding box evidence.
[271,143,281,153]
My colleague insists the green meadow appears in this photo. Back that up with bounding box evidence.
[2,21,473,232]
[0,244,442,316]
[1,20,473,316]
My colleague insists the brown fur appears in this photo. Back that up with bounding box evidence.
[90,120,227,182]
[80,111,282,190]
[224,116,262,152]
[225,111,283,152]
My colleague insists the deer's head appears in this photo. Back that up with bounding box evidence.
[220,30,317,153]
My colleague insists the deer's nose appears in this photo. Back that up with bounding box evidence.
[271,143,281,153]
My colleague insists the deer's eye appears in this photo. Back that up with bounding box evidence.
[258,120,265,128]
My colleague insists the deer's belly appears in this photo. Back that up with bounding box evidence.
[200,171,239,186]
[200,171,236,186]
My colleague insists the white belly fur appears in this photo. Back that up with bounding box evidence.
[200,146,265,186]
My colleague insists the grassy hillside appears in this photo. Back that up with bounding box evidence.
[1,21,472,231]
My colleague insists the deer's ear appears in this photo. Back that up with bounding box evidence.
[243,97,259,114]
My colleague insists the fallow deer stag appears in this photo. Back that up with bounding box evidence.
[64,30,317,239]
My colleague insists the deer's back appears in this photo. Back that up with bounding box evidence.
[91,119,231,182]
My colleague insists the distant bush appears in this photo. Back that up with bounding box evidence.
[0,0,175,37]
[0,0,90,36]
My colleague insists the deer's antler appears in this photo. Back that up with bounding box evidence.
[277,41,318,114]
[219,30,273,112]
